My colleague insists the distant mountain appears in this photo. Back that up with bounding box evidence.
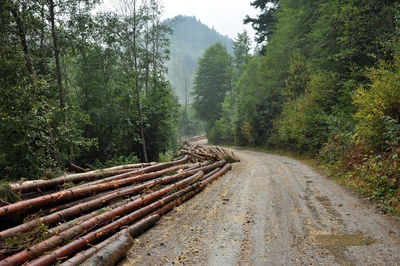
[164,15,233,102]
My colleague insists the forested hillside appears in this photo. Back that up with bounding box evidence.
[0,0,179,180]
[193,0,400,214]
[165,15,233,102]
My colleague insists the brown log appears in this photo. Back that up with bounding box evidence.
[69,163,89,173]
[72,155,190,189]
[81,165,232,266]
[60,214,160,266]
[80,231,133,266]
[100,162,156,171]
[0,164,194,238]
[23,173,204,266]
[0,172,204,266]
[183,161,211,172]
[0,161,192,219]
[75,165,230,266]
[11,168,138,194]
[201,164,232,186]
[155,164,231,217]
[48,195,141,235]
[11,157,187,194]
[41,187,129,214]
[200,167,221,181]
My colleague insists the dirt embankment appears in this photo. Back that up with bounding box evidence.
[121,148,400,265]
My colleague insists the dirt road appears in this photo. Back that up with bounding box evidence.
[121,148,400,265]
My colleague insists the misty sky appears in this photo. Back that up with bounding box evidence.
[100,0,259,41]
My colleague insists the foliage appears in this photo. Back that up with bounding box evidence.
[0,0,180,180]
[91,154,139,169]
[192,43,233,134]
[0,181,21,203]
[165,15,233,102]
[353,53,400,150]
[244,0,280,44]
[219,0,400,213]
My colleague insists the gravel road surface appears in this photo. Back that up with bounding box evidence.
[121,147,400,265]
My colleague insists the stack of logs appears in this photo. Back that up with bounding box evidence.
[181,144,239,163]
[0,145,237,266]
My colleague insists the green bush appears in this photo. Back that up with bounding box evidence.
[91,153,139,169]
[353,52,400,150]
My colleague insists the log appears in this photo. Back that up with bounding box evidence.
[183,161,211,172]
[41,186,129,214]
[0,164,194,238]
[201,164,232,186]
[60,214,160,266]
[69,163,89,173]
[12,168,143,194]
[72,166,231,266]
[80,231,133,266]
[72,155,190,189]
[48,195,141,235]
[0,162,192,219]
[24,173,204,266]
[11,157,188,194]
[81,165,231,266]
[0,172,204,266]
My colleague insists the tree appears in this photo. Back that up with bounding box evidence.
[233,31,251,80]
[192,43,232,133]
[244,0,280,44]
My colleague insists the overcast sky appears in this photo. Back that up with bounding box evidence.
[100,0,259,41]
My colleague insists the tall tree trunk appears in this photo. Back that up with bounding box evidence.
[39,2,46,74]
[133,0,149,162]
[10,5,35,75]
[48,0,65,113]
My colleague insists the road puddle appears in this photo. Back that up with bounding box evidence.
[316,234,376,264]
[316,234,376,248]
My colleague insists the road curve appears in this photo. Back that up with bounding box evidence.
[121,148,400,265]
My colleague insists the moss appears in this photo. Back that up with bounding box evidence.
[0,181,21,203]
[223,155,237,163]
[0,216,52,251]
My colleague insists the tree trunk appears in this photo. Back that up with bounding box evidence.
[48,0,65,114]
[9,5,35,75]
[132,0,148,162]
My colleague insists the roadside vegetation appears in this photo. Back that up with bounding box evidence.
[191,0,400,214]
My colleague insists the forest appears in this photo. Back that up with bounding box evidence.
[1,0,180,181]
[1,0,400,213]
[192,0,400,213]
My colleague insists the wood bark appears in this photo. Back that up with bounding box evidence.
[0,160,192,219]
[132,0,148,163]
[73,155,190,188]
[11,156,186,194]
[0,146,235,265]
[59,214,160,266]
[9,4,35,75]
[80,231,133,266]
[1,172,204,265]
[0,163,195,237]
[48,0,65,112]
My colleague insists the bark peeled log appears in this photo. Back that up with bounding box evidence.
[77,165,232,266]
[0,158,191,219]
[24,173,204,266]
[80,231,133,266]
[0,172,204,266]
[60,214,160,266]
[0,163,193,238]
